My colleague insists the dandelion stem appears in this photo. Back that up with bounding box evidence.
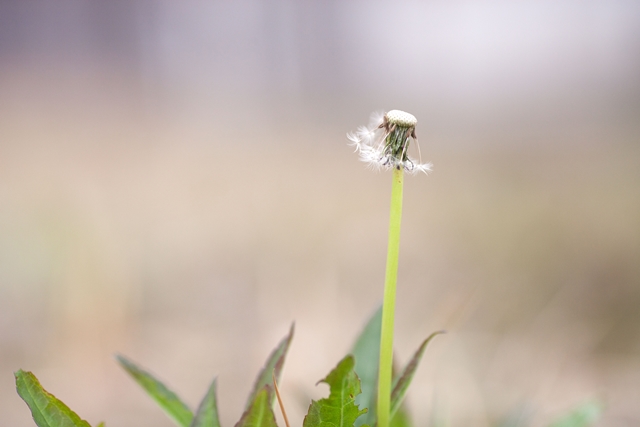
[378,166,404,427]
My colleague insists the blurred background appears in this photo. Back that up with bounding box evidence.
[1,1,639,426]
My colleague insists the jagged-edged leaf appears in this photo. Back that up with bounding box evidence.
[15,370,92,427]
[390,331,444,418]
[246,324,294,409]
[234,387,278,427]
[351,307,382,427]
[546,401,602,427]
[303,355,368,427]
[116,355,193,427]
[190,379,222,427]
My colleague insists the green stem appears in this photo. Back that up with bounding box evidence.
[377,167,404,427]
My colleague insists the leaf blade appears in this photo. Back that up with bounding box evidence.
[390,331,444,418]
[351,307,382,427]
[190,378,222,427]
[116,355,193,427]
[234,388,278,427]
[302,355,368,427]
[15,370,92,427]
[246,324,294,409]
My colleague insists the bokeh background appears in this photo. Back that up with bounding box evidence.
[1,1,639,426]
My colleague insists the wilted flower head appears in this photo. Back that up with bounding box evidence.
[347,110,432,174]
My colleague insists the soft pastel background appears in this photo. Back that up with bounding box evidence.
[1,1,639,427]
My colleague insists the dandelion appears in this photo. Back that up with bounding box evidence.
[348,110,431,427]
[347,110,432,174]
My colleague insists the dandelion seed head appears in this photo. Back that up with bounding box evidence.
[347,109,431,175]
[385,110,417,128]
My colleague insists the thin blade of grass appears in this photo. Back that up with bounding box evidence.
[116,355,193,427]
[390,331,444,418]
[246,324,294,409]
[235,388,278,427]
[190,378,222,427]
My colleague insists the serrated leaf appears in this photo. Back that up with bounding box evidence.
[546,401,602,427]
[303,355,368,427]
[116,355,193,427]
[15,370,92,427]
[190,378,222,427]
[234,387,278,427]
[246,324,294,409]
[390,331,444,418]
[352,307,382,427]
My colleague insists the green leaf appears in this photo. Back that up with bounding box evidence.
[96,423,105,427]
[389,358,415,427]
[351,307,414,427]
[352,307,382,427]
[116,355,193,427]
[546,401,602,427]
[234,387,278,427]
[246,324,294,409]
[190,378,222,427]
[14,370,92,427]
[303,355,368,427]
[390,331,444,418]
